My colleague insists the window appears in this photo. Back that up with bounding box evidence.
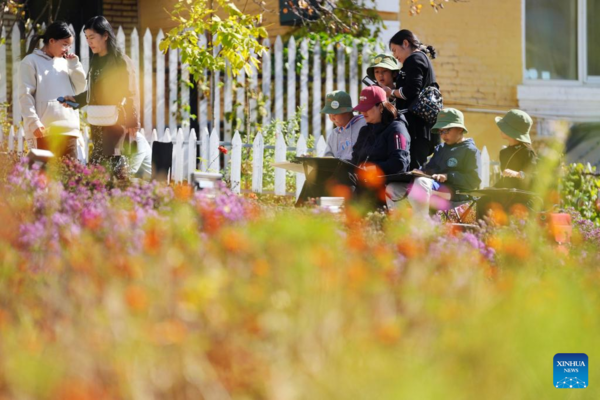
[525,0,599,82]
[588,0,600,77]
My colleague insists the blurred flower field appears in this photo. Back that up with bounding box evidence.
[1,158,599,400]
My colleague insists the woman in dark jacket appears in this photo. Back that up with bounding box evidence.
[345,86,411,209]
[63,16,139,172]
[386,29,439,170]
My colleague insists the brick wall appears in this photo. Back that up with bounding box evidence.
[400,0,525,157]
[104,0,139,35]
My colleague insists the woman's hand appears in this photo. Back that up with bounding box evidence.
[382,86,393,97]
[64,53,77,60]
[502,169,521,179]
[432,173,447,183]
[61,96,76,108]
[33,126,45,138]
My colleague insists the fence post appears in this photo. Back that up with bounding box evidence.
[200,127,209,172]
[117,26,126,55]
[212,44,221,141]
[17,127,24,154]
[131,28,140,96]
[350,40,359,107]
[480,146,490,188]
[274,127,286,196]
[82,127,90,164]
[361,43,370,89]
[11,23,21,125]
[7,126,14,153]
[300,38,309,138]
[325,43,334,140]
[156,30,166,134]
[312,39,321,141]
[150,129,158,146]
[262,39,271,126]
[287,36,296,123]
[336,43,346,93]
[143,29,153,134]
[198,35,208,136]
[0,27,7,103]
[224,62,232,142]
[252,132,264,193]
[180,53,190,133]
[208,127,220,173]
[230,131,242,194]
[187,128,197,180]
[295,135,307,199]
[316,135,327,156]
[79,28,89,73]
[168,47,178,133]
[274,36,283,122]
[249,51,258,135]
[236,68,245,131]
[173,128,184,183]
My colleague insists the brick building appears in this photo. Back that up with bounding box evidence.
[402,0,600,158]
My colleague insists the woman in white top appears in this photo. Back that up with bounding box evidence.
[18,21,86,159]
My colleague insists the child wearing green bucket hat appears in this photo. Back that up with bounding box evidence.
[321,90,366,161]
[475,109,538,219]
[494,109,537,189]
[366,53,400,98]
[386,108,481,217]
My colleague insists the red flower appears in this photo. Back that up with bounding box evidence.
[218,145,228,155]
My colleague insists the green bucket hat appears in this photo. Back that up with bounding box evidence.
[495,109,532,144]
[366,53,401,80]
[431,108,469,134]
[321,90,354,114]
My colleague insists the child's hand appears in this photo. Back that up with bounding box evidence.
[432,174,447,183]
[502,169,521,178]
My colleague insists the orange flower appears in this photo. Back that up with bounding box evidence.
[347,261,368,287]
[375,321,401,345]
[153,319,187,345]
[220,229,250,253]
[52,381,107,400]
[487,202,508,226]
[174,184,193,201]
[328,183,352,200]
[144,228,161,253]
[396,238,424,258]
[125,285,148,312]
[347,231,367,252]
[357,163,385,189]
[252,259,270,276]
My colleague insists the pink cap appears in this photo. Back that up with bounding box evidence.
[353,86,387,112]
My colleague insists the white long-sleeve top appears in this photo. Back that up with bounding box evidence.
[18,49,87,139]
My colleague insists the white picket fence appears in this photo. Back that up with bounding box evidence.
[0,23,386,141]
[1,124,492,197]
[0,23,492,196]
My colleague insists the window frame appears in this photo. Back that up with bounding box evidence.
[522,0,600,85]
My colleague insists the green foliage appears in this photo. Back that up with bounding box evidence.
[289,0,384,38]
[159,0,268,84]
[561,163,600,225]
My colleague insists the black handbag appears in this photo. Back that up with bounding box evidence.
[408,85,443,124]
[399,56,443,124]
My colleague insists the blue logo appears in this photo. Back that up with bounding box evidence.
[554,353,588,388]
[447,158,458,167]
